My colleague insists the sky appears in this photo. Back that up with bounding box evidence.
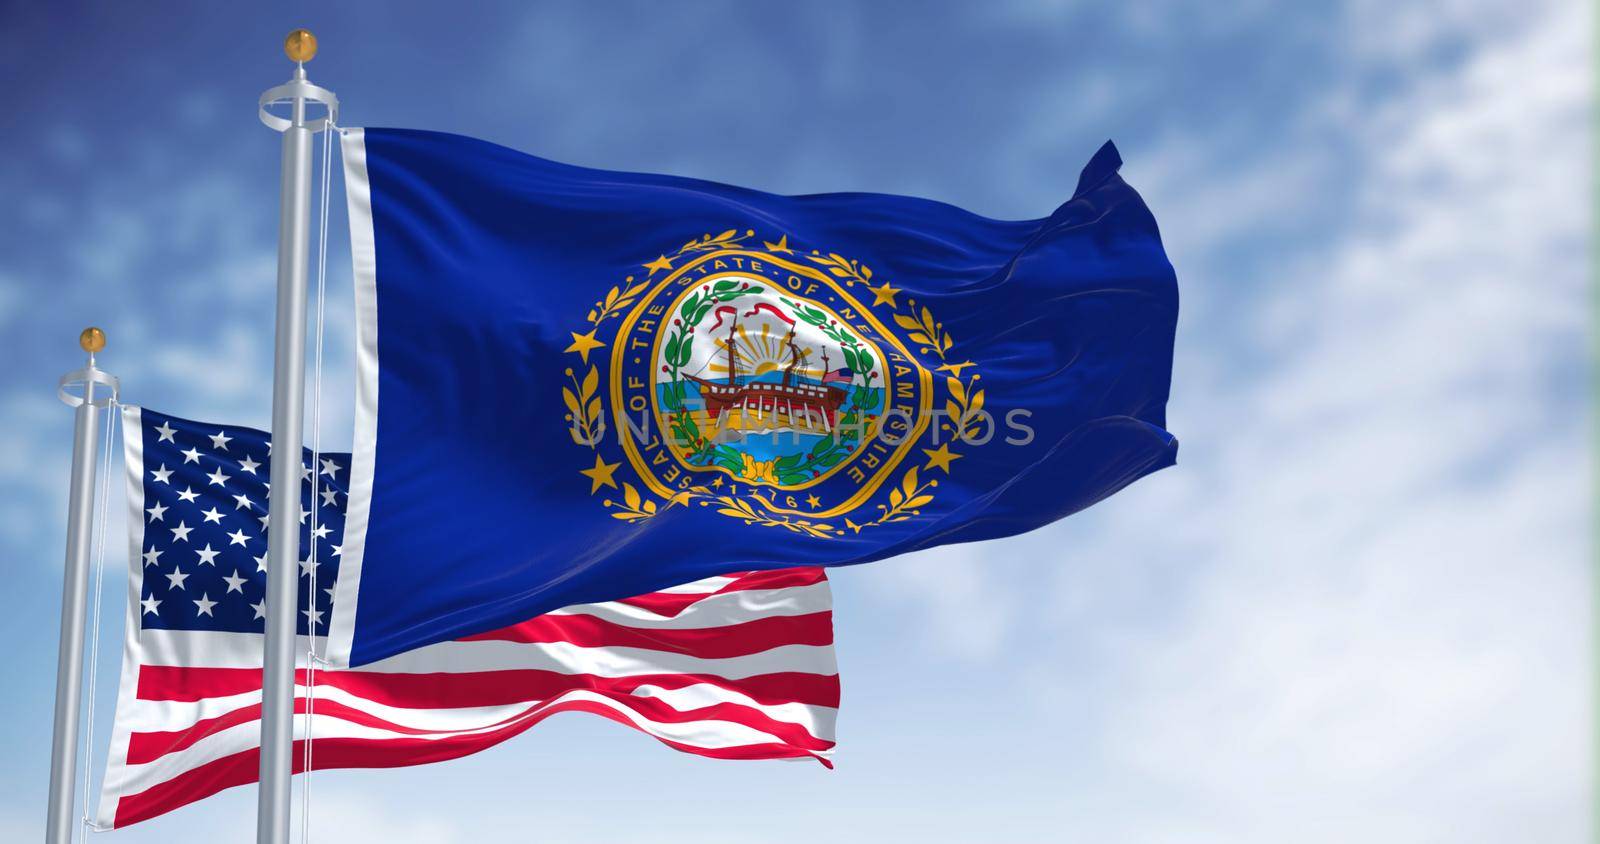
[0,0,1591,841]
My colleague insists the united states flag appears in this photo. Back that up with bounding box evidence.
[96,407,839,829]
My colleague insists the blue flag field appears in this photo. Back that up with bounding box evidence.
[328,128,1178,667]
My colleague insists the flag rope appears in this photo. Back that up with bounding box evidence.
[79,399,118,837]
[299,113,336,844]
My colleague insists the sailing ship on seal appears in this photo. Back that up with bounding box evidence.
[683,312,848,435]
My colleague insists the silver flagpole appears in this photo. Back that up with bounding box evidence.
[256,29,336,844]
[45,328,118,844]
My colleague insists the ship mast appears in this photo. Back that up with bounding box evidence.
[725,314,739,386]
[781,327,802,388]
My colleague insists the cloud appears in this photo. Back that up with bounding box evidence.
[861,0,1590,840]
[1035,1,1586,840]
[301,788,470,844]
[849,542,1022,662]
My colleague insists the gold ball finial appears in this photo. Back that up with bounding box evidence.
[285,29,317,63]
[79,327,106,354]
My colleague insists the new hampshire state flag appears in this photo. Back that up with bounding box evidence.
[327,128,1178,667]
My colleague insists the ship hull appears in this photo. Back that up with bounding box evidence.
[683,375,849,434]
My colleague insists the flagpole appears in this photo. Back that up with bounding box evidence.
[45,328,117,844]
[256,29,336,844]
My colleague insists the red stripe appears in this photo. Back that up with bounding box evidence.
[127,681,835,765]
[459,610,833,656]
[615,568,826,618]
[114,701,830,828]
[139,666,841,709]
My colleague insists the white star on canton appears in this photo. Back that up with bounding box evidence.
[146,501,167,523]
[180,447,202,465]
[164,568,190,591]
[223,570,248,593]
[329,543,343,558]
[201,507,224,524]
[300,463,314,481]
[303,606,324,629]
[142,548,162,567]
[206,467,230,487]
[239,455,261,475]
[258,514,270,530]
[195,544,220,565]
[227,529,251,547]
[193,594,217,616]
[312,524,331,540]
[210,431,232,451]
[252,600,266,620]
[324,587,336,602]
[169,521,193,543]
[254,553,268,573]
[319,457,341,477]
[141,595,161,615]
[176,486,199,504]
[233,493,255,510]
[299,557,316,577]
[154,421,177,443]
[151,464,173,484]
[320,488,338,506]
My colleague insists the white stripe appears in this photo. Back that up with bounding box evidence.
[631,682,837,732]
[135,629,838,679]
[550,581,833,627]
[358,637,840,680]
[94,406,146,829]
[651,575,739,594]
[326,127,377,669]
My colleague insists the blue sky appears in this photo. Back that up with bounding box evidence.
[0,1,1590,841]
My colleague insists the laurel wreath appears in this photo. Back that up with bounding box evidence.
[847,465,938,533]
[605,482,658,522]
[672,229,755,259]
[806,252,872,286]
[712,494,836,538]
[662,284,884,486]
[892,304,987,445]
[562,365,603,447]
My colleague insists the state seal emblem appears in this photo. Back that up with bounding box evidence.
[561,230,988,537]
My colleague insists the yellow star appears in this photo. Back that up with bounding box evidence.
[870,281,900,308]
[921,443,962,473]
[936,360,977,379]
[763,234,793,255]
[644,254,674,275]
[564,330,605,363]
[579,455,622,494]
[805,493,821,508]
[711,475,724,488]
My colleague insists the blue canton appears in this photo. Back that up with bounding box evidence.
[135,408,347,636]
